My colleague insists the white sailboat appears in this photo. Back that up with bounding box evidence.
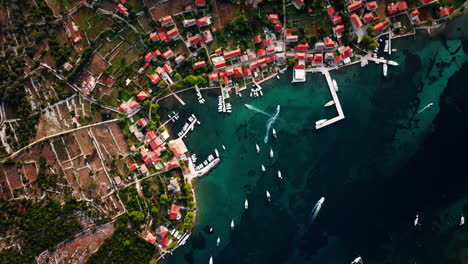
[333,79,338,92]
[261,164,266,172]
[245,199,248,209]
[231,220,235,229]
[270,148,274,158]
[315,119,327,126]
[324,100,335,107]
[278,170,282,180]
[414,215,420,226]
[266,190,271,201]
[217,237,221,246]
[460,215,465,226]
[209,256,213,264]
[215,149,219,157]
[209,227,213,233]
[256,144,260,153]
[222,145,226,150]
[272,128,277,138]
[383,63,388,77]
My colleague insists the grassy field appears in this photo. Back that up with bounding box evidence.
[84,14,113,40]
[72,7,95,29]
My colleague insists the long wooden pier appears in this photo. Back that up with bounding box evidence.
[315,70,345,129]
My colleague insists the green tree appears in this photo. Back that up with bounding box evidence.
[287,58,296,67]
[158,80,168,89]
[183,211,195,230]
[366,26,376,37]
[361,35,378,50]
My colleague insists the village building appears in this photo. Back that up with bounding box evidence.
[366,1,378,10]
[439,6,455,17]
[183,19,196,28]
[331,15,343,25]
[150,32,158,42]
[410,9,420,20]
[137,90,150,101]
[169,205,182,220]
[168,178,181,193]
[347,0,363,12]
[197,17,211,27]
[350,13,363,29]
[223,48,242,60]
[195,0,207,7]
[175,55,185,64]
[373,20,390,33]
[193,61,207,70]
[162,49,174,60]
[158,32,169,42]
[285,35,299,44]
[167,28,180,40]
[115,4,129,16]
[161,16,174,27]
[387,2,408,15]
[268,14,279,24]
[327,6,336,16]
[168,138,188,158]
[202,30,213,43]
[333,24,345,38]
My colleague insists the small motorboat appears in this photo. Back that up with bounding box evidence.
[222,145,226,150]
[278,170,282,180]
[460,215,465,226]
[414,215,420,226]
[315,119,327,126]
[245,199,248,209]
[256,144,260,153]
[270,148,274,158]
[276,75,280,79]
[351,256,363,264]
[383,63,388,77]
[272,128,277,138]
[231,220,235,229]
[261,164,266,172]
[217,237,221,246]
[387,60,399,66]
[324,100,335,107]
[215,149,219,157]
[266,190,271,202]
[333,79,338,92]
[209,227,213,233]
[209,256,213,264]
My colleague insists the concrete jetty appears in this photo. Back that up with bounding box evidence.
[172,91,186,106]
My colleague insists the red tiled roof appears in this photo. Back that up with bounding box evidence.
[208,73,219,81]
[348,1,363,12]
[257,49,266,57]
[331,15,342,25]
[341,46,352,58]
[167,28,179,38]
[129,163,138,171]
[285,29,293,35]
[275,23,283,30]
[250,61,258,68]
[162,16,173,24]
[138,118,147,127]
[333,24,345,33]
[162,50,174,59]
[234,67,243,77]
[128,98,139,110]
[366,1,377,10]
[294,43,309,51]
[314,53,323,65]
[223,48,241,59]
[266,46,276,54]
[197,17,210,26]
[327,6,335,16]
[215,48,222,55]
[373,20,389,32]
[350,13,363,28]
[115,4,128,16]
[195,0,206,5]
[166,157,179,169]
[439,6,454,17]
[410,10,420,17]
[295,53,306,60]
[150,32,158,41]
[268,14,279,23]
[153,49,161,57]
[169,205,180,220]
[225,68,234,76]
[188,35,200,45]
[163,63,172,73]
[137,91,150,101]
[254,35,262,43]
[263,39,274,48]
[145,52,153,62]
[334,55,343,64]
[214,60,226,69]
[324,37,335,48]
[148,73,161,84]
[158,32,168,42]
[146,233,156,244]
[421,0,432,4]
[193,61,206,70]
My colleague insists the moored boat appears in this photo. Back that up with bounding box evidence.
[324,100,335,107]
[278,170,282,180]
[315,119,327,126]
[333,79,338,92]
[266,190,271,201]
[231,220,234,229]
[222,145,226,150]
[217,237,221,246]
[245,199,248,209]
[256,144,260,153]
[272,128,277,138]
[215,149,219,157]
[383,63,388,77]
[261,164,265,172]
[387,60,399,66]
[270,148,274,158]
[209,256,213,264]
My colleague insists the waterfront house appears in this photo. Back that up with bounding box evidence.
[387,2,408,15]
[208,73,219,82]
[169,205,182,220]
[347,0,363,12]
[410,10,420,20]
[292,0,305,9]
[439,6,455,17]
[193,61,207,70]
[234,67,243,77]
[313,53,323,66]
[169,138,188,158]
[161,16,174,27]
[373,20,389,33]
[334,55,344,65]
[339,46,353,60]
[350,13,363,29]
[225,68,234,76]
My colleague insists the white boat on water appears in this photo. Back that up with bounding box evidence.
[270,148,274,158]
[387,60,399,66]
[276,75,280,79]
[261,164,266,172]
[256,144,260,153]
[278,170,282,180]
[245,199,248,209]
[333,79,338,92]
[215,149,219,157]
[351,256,363,264]
[414,215,420,226]
[209,227,213,233]
[383,63,388,77]
[266,190,271,201]
[217,237,221,246]
[209,256,213,264]
[222,145,226,150]
[460,215,465,226]
[315,119,327,126]
[272,128,277,138]
[324,100,335,107]
[231,220,234,229]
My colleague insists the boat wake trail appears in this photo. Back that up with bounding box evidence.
[263,105,280,144]
[244,104,272,117]
[418,102,433,114]
[309,197,325,223]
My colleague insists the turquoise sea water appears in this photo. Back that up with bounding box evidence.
[160,15,468,264]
